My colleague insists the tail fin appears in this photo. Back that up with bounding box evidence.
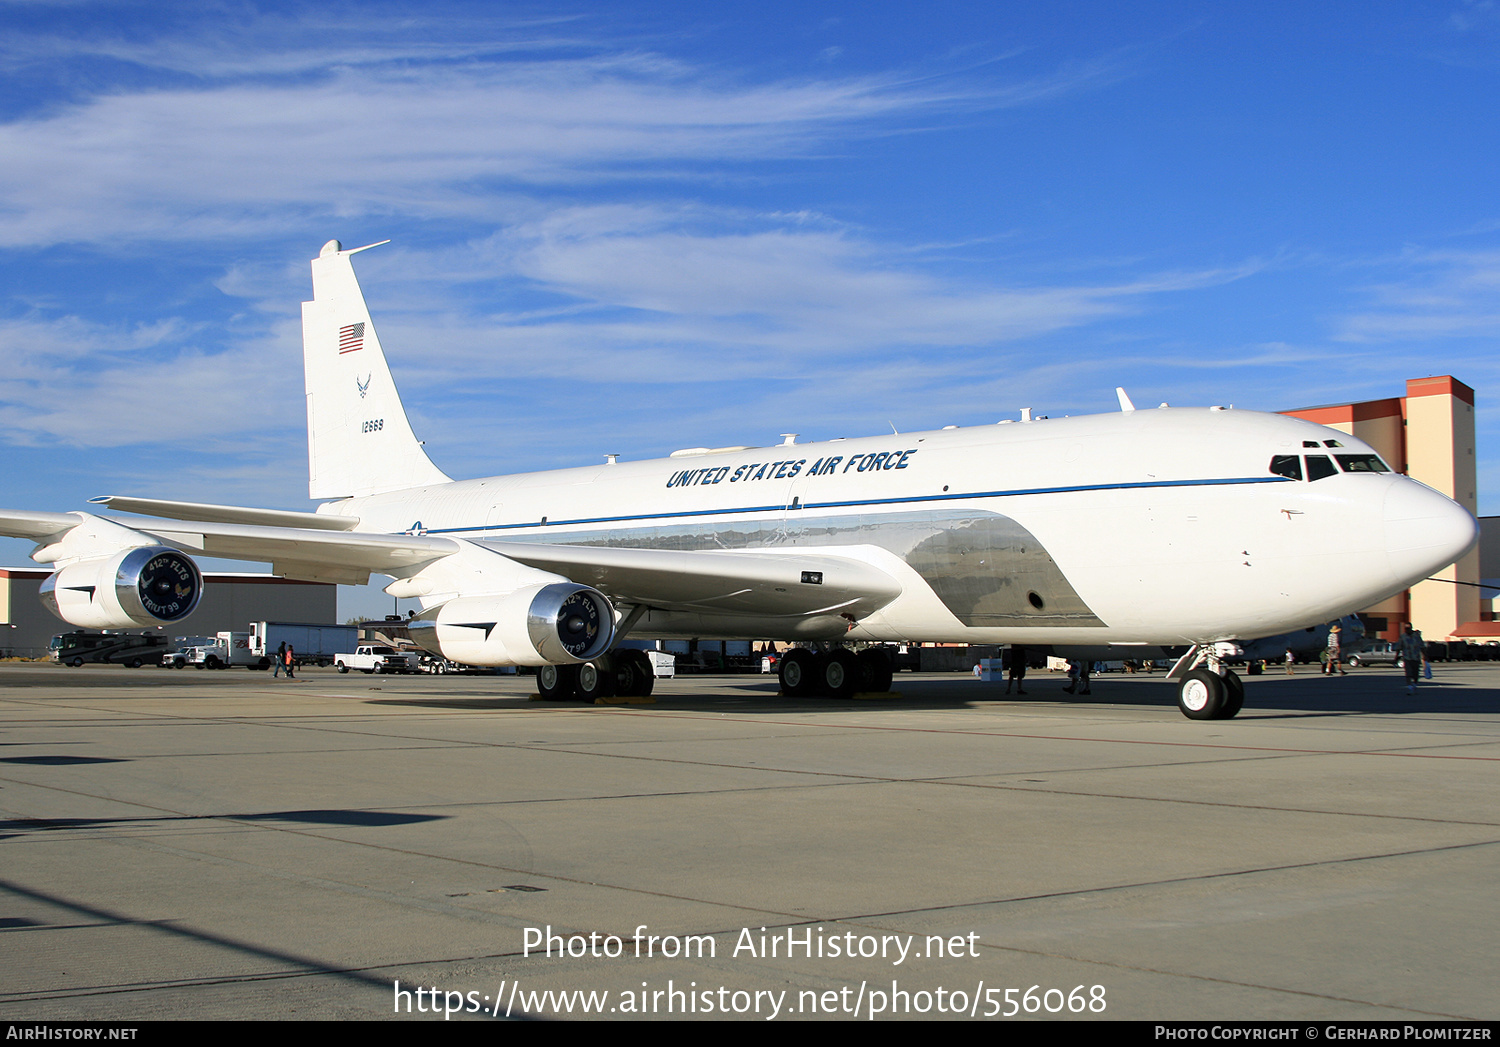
[302,239,451,500]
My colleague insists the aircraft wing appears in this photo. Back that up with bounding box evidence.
[0,510,459,586]
[0,508,901,618]
[486,541,903,618]
[140,519,460,585]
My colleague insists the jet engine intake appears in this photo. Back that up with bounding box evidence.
[40,547,203,629]
[408,583,615,667]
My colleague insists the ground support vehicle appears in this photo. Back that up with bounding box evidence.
[187,632,263,669]
[418,655,515,674]
[335,645,420,674]
[159,636,215,669]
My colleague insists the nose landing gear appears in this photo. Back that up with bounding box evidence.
[1169,644,1245,720]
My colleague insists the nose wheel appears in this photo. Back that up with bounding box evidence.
[1177,669,1241,719]
[1171,646,1244,720]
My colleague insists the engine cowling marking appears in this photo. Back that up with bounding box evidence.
[127,549,202,621]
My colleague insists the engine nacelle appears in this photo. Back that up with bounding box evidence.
[40,547,204,629]
[408,583,615,667]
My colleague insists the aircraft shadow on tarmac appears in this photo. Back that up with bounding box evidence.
[364,670,1499,718]
[0,808,446,842]
[0,754,126,765]
[0,876,450,1007]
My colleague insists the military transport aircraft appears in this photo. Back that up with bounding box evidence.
[0,240,1478,719]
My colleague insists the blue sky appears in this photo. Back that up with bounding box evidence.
[2,1,1497,619]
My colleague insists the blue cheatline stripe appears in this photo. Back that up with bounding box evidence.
[417,475,1293,536]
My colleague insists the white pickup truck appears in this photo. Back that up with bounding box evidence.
[334,645,420,674]
[187,631,260,670]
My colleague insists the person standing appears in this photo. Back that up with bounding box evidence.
[1398,624,1425,694]
[1063,658,1092,696]
[1005,645,1028,695]
[1324,623,1346,676]
[1284,647,1296,676]
[273,641,286,678]
[284,643,295,680]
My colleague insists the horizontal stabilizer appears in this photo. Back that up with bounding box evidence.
[0,509,85,541]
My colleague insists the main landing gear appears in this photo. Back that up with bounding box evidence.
[778,647,894,699]
[537,649,656,702]
[1169,645,1244,720]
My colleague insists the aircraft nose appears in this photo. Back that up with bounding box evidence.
[1383,479,1478,585]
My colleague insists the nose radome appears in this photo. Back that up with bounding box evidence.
[1383,479,1478,586]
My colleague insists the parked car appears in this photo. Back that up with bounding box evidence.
[1347,642,1403,668]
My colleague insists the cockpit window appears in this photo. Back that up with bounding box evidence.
[1306,455,1338,481]
[1323,440,1342,448]
[1269,455,1303,480]
[1335,454,1390,473]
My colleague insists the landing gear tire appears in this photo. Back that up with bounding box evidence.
[619,650,654,697]
[819,649,860,698]
[857,649,894,693]
[1221,669,1244,718]
[1177,668,1227,720]
[609,656,638,697]
[576,659,616,701]
[537,663,578,700]
[778,648,817,697]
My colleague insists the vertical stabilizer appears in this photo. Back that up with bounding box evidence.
[302,240,451,500]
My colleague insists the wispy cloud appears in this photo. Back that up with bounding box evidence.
[0,14,1106,248]
[7,3,1494,524]
[0,311,300,447]
[275,219,1249,396]
[0,10,1150,466]
[1334,249,1500,343]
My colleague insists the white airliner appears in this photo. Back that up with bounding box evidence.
[0,240,1478,719]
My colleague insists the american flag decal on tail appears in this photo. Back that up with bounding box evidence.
[338,322,365,354]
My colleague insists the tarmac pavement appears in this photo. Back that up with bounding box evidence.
[0,660,1495,1021]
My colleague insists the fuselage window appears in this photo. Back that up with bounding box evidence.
[1305,455,1338,481]
[1334,454,1390,473]
[1269,455,1303,480]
